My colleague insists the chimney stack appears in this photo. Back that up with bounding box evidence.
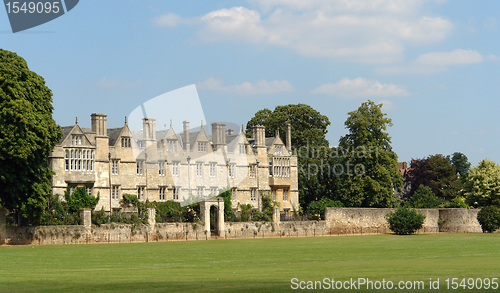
[142,118,156,141]
[91,113,107,136]
[183,121,190,151]
[211,123,226,151]
[251,125,265,147]
[227,128,234,136]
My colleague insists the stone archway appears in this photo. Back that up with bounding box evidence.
[200,198,225,238]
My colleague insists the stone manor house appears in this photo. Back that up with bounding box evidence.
[48,114,299,216]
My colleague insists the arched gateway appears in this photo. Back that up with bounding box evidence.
[200,198,225,238]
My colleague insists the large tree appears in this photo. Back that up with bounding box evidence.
[246,104,330,148]
[450,152,471,177]
[463,159,500,207]
[245,104,331,210]
[337,100,402,208]
[0,49,62,225]
[407,154,460,201]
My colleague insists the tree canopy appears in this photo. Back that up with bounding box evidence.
[407,154,461,201]
[246,104,332,209]
[337,100,402,208]
[463,159,500,207]
[246,103,330,148]
[0,49,62,224]
[450,152,471,177]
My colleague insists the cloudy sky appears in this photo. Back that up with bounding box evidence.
[1,0,499,165]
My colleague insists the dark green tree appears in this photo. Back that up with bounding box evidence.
[0,49,63,225]
[477,206,500,233]
[246,104,330,147]
[337,100,402,208]
[406,185,442,208]
[450,152,471,177]
[407,155,460,201]
[246,104,331,210]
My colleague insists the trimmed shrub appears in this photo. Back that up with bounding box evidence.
[407,185,442,208]
[477,206,500,233]
[386,206,425,235]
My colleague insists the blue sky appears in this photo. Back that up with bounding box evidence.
[1,0,499,166]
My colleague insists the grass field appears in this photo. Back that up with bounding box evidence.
[1,233,500,292]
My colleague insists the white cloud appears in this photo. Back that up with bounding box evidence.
[97,78,142,88]
[416,49,483,65]
[437,84,449,90]
[376,49,484,74]
[311,77,410,98]
[154,1,452,63]
[197,77,294,95]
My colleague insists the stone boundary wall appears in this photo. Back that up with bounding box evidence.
[324,208,481,233]
[0,207,483,246]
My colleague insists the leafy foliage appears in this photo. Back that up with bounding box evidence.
[406,185,442,208]
[0,49,63,225]
[386,206,425,235]
[337,100,402,208]
[450,152,471,178]
[253,193,278,222]
[477,206,500,233]
[246,104,331,210]
[306,197,343,220]
[217,189,236,221]
[444,197,469,208]
[239,204,253,222]
[463,159,500,207]
[43,194,80,225]
[63,187,99,213]
[151,200,199,223]
[407,155,461,201]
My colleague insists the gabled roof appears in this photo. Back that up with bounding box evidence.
[108,128,123,146]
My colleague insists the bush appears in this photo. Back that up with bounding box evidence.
[240,204,252,222]
[444,197,469,209]
[386,206,425,235]
[306,198,344,220]
[477,206,500,233]
[406,185,442,208]
[252,193,278,222]
[91,207,109,226]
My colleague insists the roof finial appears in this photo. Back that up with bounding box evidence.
[241,124,244,134]
[75,117,78,125]
[201,120,204,130]
[124,116,127,125]
[170,119,173,128]
[275,129,279,137]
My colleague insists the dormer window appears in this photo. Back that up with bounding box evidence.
[166,140,176,151]
[121,137,131,148]
[274,145,282,154]
[239,144,246,154]
[197,142,207,152]
[72,135,82,145]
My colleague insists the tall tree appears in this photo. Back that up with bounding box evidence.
[407,154,460,201]
[0,49,62,225]
[246,104,330,148]
[337,100,402,208]
[450,152,471,176]
[246,104,332,210]
[463,159,500,207]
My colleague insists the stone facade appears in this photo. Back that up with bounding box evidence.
[48,114,299,214]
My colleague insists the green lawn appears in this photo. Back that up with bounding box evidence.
[1,233,499,292]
